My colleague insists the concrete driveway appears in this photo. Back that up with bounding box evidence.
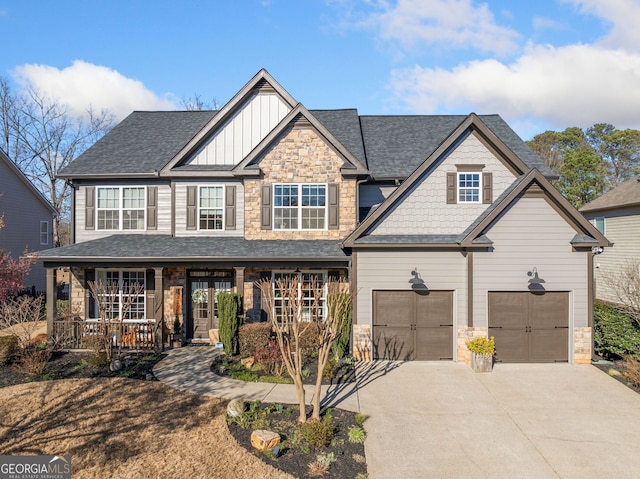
[358,361,640,479]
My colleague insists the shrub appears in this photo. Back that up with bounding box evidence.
[16,343,52,375]
[301,415,335,448]
[323,357,339,379]
[238,322,272,357]
[298,322,321,360]
[0,335,19,365]
[218,293,242,355]
[348,425,366,444]
[331,303,352,359]
[354,413,368,426]
[466,336,496,355]
[594,301,640,359]
[254,338,284,375]
[623,356,640,389]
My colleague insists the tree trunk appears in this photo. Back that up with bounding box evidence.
[311,344,330,420]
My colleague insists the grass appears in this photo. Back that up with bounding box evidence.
[0,378,293,479]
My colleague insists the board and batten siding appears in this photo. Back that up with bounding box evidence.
[355,251,467,330]
[75,183,172,243]
[0,158,53,291]
[585,207,640,303]
[473,196,589,329]
[369,132,517,235]
[185,93,291,166]
[173,181,244,237]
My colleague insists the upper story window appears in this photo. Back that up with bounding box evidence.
[97,187,145,230]
[274,183,326,230]
[40,221,49,245]
[199,186,224,230]
[594,216,605,235]
[458,173,481,203]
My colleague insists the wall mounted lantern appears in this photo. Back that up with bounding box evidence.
[408,268,427,291]
[527,267,545,292]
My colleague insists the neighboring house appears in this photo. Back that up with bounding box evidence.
[0,148,57,293]
[38,69,608,364]
[581,178,640,303]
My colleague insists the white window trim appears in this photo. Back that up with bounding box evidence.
[94,269,147,321]
[272,270,328,321]
[197,184,225,231]
[96,186,147,231]
[457,172,481,204]
[273,183,328,231]
[40,220,49,245]
[594,216,606,235]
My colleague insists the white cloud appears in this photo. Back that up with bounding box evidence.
[12,60,176,122]
[332,0,520,56]
[389,42,640,133]
[565,0,640,50]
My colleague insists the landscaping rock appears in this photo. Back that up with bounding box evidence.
[241,356,255,369]
[226,399,245,418]
[250,429,281,451]
[110,359,123,372]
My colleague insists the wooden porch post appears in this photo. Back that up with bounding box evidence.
[154,267,164,351]
[46,268,56,337]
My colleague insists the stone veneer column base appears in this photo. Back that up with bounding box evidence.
[352,324,372,361]
[574,327,592,364]
[457,327,489,366]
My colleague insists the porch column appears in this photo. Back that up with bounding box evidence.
[45,268,56,337]
[154,267,164,352]
[234,267,245,301]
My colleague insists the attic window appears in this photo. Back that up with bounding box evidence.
[458,173,481,203]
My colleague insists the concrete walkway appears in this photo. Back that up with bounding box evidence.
[154,347,640,479]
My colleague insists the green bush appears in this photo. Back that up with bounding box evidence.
[298,322,321,360]
[218,293,242,355]
[238,322,272,357]
[0,335,19,366]
[347,425,366,444]
[594,301,640,359]
[331,301,352,359]
[466,336,496,355]
[301,415,335,448]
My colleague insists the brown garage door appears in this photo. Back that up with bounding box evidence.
[373,290,453,361]
[488,292,569,363]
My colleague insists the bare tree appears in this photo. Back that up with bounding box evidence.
[87,280,145,363]
[180,93,219,111]
[0,295,45,350]
[257,276,315,423]
[0,78,114,246]
[605,259,640,327]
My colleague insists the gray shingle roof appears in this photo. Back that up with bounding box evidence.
[359,114,552,179]
[580,177,640,212]
[37,235,349,264]
[310,109,366,167]
[58,111,216,177]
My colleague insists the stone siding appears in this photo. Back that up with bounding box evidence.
[457,326,489,366]
[353,324,372,361]
[574,327,592,364]
[69,268,86,319]
[244,125,357,240]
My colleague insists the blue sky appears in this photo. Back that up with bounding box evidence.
[2,0,639,140]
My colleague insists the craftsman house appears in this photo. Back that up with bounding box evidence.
[39,69,608,363]
[0,148,57,292]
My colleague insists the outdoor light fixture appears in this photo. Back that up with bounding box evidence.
[527,267,546,292]
[408,267,427,291]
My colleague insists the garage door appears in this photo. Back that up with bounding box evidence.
[488,292,569,363]
[373,290,453,361]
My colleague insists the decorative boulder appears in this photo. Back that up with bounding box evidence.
[226,399,245,418]
[251,430,281,451]
[110,359,123,372]
[241,356,255,369]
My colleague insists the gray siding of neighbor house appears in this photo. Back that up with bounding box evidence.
[368,133,517,235]
[173,181,244,237]
[473,196,589,329]
[0,159,53,291]
[75,182,173,242]
[355,250,467,330]
[584,206,640,303]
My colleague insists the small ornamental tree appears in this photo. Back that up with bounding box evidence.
[0,217,34,301]
[218,292,242,355]
[605,259,640,328]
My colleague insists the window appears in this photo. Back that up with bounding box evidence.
[594,217,605,235]
[458,173,480,203]
[199,186,224,230]
[95,270,146,320]
[274,183,326,230]
[272,271,327,322]
[40,221,49,245]
[97,187,145,230]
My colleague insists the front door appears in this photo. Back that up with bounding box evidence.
[188,274,233,341]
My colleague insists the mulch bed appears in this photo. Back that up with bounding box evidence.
[0,350,165,389]
[594,359,640,394]
[227,403,367,479]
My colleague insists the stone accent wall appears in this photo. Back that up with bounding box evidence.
[243,268,268,323]
[163,268,186,330]
[574,327,592,364]
[69,268,86,319]
[244,126,357,240]
[352,324,372,361]
[457,326,489,366]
